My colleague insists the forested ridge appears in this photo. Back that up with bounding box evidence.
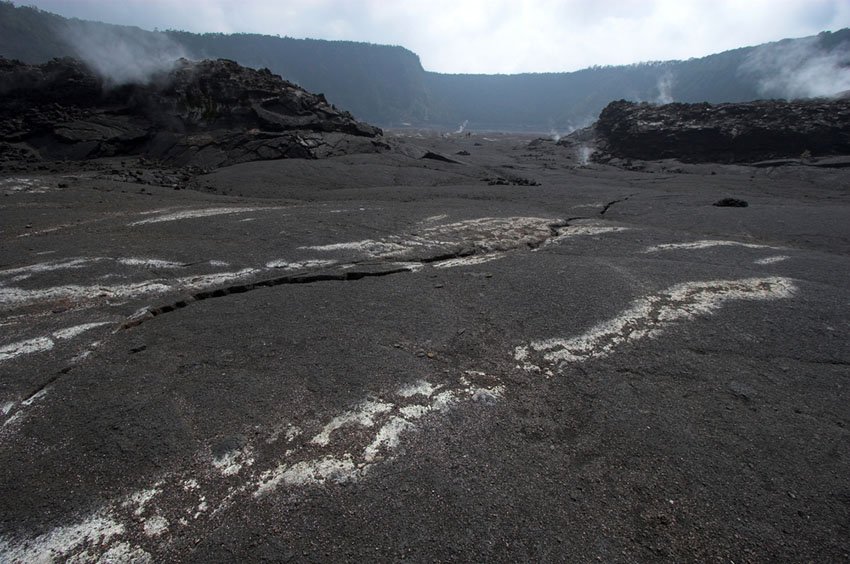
[2,1,847,130]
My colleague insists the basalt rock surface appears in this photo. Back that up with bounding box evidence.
[0,57,386,168]
[588,99,850,163]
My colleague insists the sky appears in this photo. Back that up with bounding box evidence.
[22,0,850,74]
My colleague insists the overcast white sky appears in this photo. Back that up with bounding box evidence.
[23,0,850,74]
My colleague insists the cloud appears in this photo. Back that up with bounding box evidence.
[25,0,850,74]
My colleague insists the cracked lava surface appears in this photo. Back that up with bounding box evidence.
[1,133,849,562]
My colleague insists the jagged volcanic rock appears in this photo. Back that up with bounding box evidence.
[590,99,850,163]
[0,57,386,168]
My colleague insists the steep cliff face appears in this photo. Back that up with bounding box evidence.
[592,99,850,163]
[3,2,849,131]
[0,57,386,168]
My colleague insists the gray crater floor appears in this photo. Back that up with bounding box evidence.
[1,133,849,562]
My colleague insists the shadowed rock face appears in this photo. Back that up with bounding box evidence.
[0,57,386,168]
[591,99,850,163]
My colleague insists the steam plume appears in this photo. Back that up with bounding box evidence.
[60,21,189,86]
[577,145,592,166]
[455,119,469,134]
[741,36,850,99]
[655,70,674,104]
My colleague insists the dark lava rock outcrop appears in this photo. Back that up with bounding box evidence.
[713,197,748,208]
[0,57,386,168]
[590,99,850,163]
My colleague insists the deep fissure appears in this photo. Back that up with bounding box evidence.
[600,194,634,215]
[120,265,414,330]
[121,220,570,331]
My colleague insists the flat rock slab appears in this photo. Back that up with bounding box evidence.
[1,134,849,562]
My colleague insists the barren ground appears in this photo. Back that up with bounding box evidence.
[1,132,849,562]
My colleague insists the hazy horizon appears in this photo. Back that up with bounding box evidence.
[17,0,850,75]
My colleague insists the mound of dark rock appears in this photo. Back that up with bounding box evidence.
[591,99,850,164]
[0,57,386,168]
[420,151,460,164]
[713,197,748,207]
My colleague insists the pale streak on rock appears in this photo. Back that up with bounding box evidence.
[433,253,503,269]
[643,240,782,253]
[515,277,796,369]
[142,516,169,537]
[421,217,558,252]
[754,255,790,265]
[265,259,338,270]
[533,221,633,251]
[0,336,54,363]
[1,177,51,195]
[398,404,433,419]
[0,257,192,280]
[1,372,505,558]
[117,258,186,269]
[0,269,260,309]
[423,214,449,222]
[182,479,200,491]
[285,426,301,441]
[2,388,49,431]
[396,380,441,398]
[122,485,163,517]
[309,399,394,447]
[71,342,101,363]
[255,456,359,495]
[0,270,801,561]
[256,377,502,496]
[0,257,99,277]
[0,282,167,308]
[552,224,630,238]
[21,388,48,407]
[363,416,416,462]
[361,389,462,463]
[0,513,125,563]
[300,239,409,255]
[300,217,562,259]
[390,261,425,272]
[1,412,23,428]
[128,207,278,226]
[52,322,111,340]
[212,446,254,476]
[0,322,109,365]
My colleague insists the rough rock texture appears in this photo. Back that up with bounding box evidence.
[0,57,386,168]
[591,99,850,163]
